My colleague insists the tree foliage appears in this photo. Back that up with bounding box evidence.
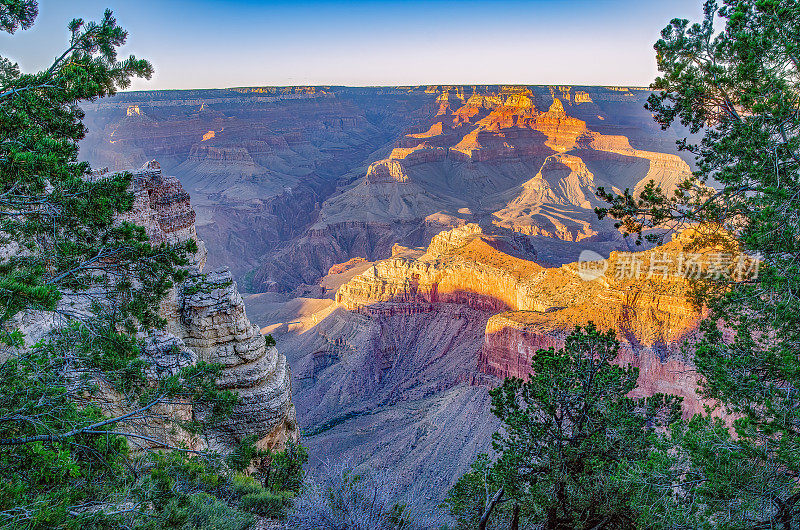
[447,324,680,529]
[595,0,800,526]
[444,454,499,530]
[0,0,36,34]
[0,2,294,527]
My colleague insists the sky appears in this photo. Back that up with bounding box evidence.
[0,0,705,90]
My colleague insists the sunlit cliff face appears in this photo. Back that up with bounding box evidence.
[333,224,748,416]
[388,85,690,170]
[350,85,693,244]
[126,105,141,116]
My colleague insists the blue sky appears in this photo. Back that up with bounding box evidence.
[0,0,704,90]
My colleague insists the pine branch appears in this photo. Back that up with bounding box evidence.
[0,393,166,445]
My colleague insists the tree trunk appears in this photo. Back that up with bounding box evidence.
[479,487,504,530]
[511,503,520,530]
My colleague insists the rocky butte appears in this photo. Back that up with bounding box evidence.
[129,161,299,451]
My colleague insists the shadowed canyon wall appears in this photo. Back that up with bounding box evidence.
[20,161,299,454]
[133,161,299,451]
[81,87,438,282]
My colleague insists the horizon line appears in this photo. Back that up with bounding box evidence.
[117,83,656,93]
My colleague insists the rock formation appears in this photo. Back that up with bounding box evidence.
[103,161,298,452]
[115,160,206,252]
[176,269,296,450]
[79,87,437,280]
[246,85,693,291]
[334,224,708,412]
[365,159,409,184]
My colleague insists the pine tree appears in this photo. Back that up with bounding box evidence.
[0,3,272,528]
[446,324,680,529]
[596,0,800,525]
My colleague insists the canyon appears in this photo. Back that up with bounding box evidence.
[81,87,437,281]
[80,85,693,289]
[80,85,707,505]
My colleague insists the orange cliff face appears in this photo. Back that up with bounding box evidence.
[335,224,726,416]
[328,85,694,258]
[383,86,691,172]
[335,224,543,312]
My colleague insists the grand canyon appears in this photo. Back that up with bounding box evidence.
[79,84,706,505]
[6,0,796,525]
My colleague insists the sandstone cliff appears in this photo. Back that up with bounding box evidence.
[334,224,719,415]
[93,161,298,452]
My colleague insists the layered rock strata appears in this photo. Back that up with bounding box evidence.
[255,220,740,507]
[178,269,296,449]
[80,86,696,292]
[99,162,298,451]
[80,87,439,283]
[114,160,207,255]
[245,85,694,291]
[335,224,720,415]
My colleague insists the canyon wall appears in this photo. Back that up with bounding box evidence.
[103,161,298,452]
[334,224,705,412]
[80,87,438,282]
[81,85,695,292]
[253,85,694,292]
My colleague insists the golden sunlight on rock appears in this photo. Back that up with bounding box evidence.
[333,223,743,416]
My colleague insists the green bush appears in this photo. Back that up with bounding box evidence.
[140,492,255,530]
[226,435,267,473]
[239,490,294,518]
[184,493,255,530]
[230,473,263,498]
[262,439,307,494]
